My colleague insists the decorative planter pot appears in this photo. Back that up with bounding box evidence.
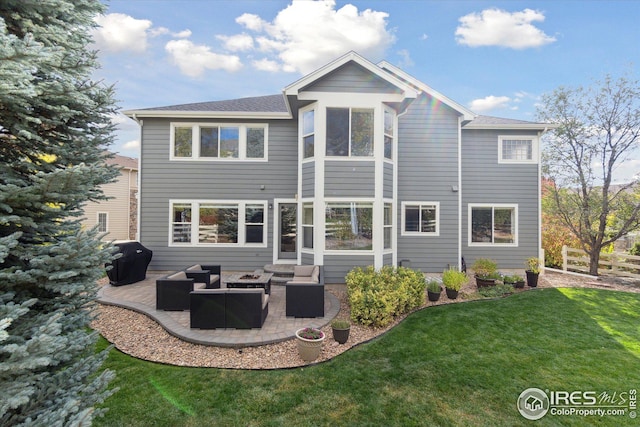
[295,328,325,362]
[475,276,497,288]
[445,288,459,299]
[332,327,350,344]
[513,280,526,289]
[526,271,539,287]
[427,289,442,302]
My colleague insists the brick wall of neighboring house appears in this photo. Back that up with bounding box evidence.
[129,188,138,240]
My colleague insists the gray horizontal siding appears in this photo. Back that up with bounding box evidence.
[396,94,460,273]
[383,162,393,199]
[461,129,540,268]
[383,253,393,266]
[323,255,374,284]
[301,161,314,198]
[303,62,401,94]
[139,118,298,270]
[301,252,314,266]
[324,161,375,197]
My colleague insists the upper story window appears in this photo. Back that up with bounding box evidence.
[384,108,394,159]
[326,108,374,157]
[303,110,315,159]
[171,123,267,161]
[498,136,538,164]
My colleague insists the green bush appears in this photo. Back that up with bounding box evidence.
[442,267,468,291]
[629,242,640,256]
[478,284,514,298]
[346,266,426,327]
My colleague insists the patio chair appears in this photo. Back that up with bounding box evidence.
[225,288,269,329]
[184,264,221,289]
[156,271,202,310]
[190,289,226,329]
[285,265,324,317]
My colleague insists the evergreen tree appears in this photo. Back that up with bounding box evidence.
[0,1,118,425]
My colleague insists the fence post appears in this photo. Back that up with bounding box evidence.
[562,245,568,271]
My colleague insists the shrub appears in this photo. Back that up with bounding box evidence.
[629,242,640,256]
[478,284,514,298]
[346,266,426,327]
[427,280,441,293]
[442,268,468,291]
[471,258,498,278]
[331,319,351,329]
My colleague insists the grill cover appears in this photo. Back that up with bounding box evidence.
[106,241,153,286]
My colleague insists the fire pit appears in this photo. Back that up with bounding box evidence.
[239,274,260,280]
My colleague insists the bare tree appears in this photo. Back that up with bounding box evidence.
[538,74,640,275]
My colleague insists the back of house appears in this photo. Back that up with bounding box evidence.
[125,52,548,283]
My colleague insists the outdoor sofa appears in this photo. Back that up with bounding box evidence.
[190,288,269,329]
[285,265,325,317]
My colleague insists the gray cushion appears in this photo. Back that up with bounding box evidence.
[187,264,202,271]
[311,266,319,283]
[294,265,315,278]
[168,271,187,280]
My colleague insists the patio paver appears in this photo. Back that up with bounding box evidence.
[97,271,340,348]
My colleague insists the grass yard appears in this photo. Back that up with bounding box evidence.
[94,288,640,426]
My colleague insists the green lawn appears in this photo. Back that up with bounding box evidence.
[94,288,640,427]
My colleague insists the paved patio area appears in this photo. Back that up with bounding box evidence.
[97,271,340,348]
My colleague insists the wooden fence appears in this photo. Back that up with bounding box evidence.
[562,245,640,279]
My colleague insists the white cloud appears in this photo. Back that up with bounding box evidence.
[469,95,511,112]
[252,58,281,72]
[232,0,395,74]
[396,49,414,68]
[165,39,242,77]
[455,8,556,49]
[93,13,152,53]
[123,139,140,151]
[217,33,254,51]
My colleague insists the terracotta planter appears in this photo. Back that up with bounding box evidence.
[295,328,325,362]
[445,288,459,299]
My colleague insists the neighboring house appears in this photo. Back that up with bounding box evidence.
[124,51,551,283]
[81,152,139,241]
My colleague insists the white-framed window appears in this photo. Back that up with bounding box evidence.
[384,203,393,249]
[302,109,315,159]
[401,202,439,236]
[498,136,538,163]
[383,107,394,160]
[469,204,518,246]
[170,200,267,247]
[97,212,108,233]
[326,107,374,157]
[170,123,268,161]
[325,202,373,251]
[302,203,314,249]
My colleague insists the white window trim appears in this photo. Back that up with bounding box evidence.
[498,135,538,164]
[401,201,440,237]
[468,203,518,247]
[169,200,268,247]
[97,212,108,233]
[170,123,268,161]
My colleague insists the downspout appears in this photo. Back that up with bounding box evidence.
[131,113,143,242]
[538,127,548,272]
[394,98,413,268]
[458,116,463,271]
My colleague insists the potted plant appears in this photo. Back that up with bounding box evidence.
[427,280,442,302]
[330,319,351,344]
[503,274,525,288]
[442,267,468,299]
[525,257,541,287]
[295,327,325,362]
[472,258,501,288]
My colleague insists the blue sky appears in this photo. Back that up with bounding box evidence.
[94,0,640,180]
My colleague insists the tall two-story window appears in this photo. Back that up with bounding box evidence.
[326,108,374,157]
[171,124,267,160]
[302,110,315,158]
[469,204,517,245]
